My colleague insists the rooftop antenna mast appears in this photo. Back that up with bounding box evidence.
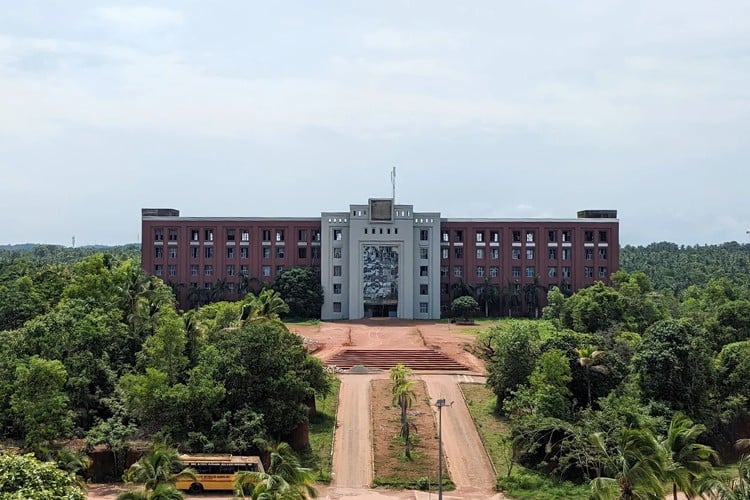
[391,166,396,202]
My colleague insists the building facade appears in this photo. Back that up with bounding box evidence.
[141,202,619,319]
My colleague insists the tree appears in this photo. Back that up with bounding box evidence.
[662,412,717,500]
[0,451,86,500]
[562,282,624,333]
[242,289,290,323]
[451,295,479,322]
[474,278,500,317]
[270,268,324,319]
[506,349,572,420]
[484,322,540,412]
[574,346,609,407]
[712,453,750,500]
[390,364,416,458]
[235,442,317,499]
[119,444,196,500]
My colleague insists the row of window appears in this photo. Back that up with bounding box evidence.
[329,302,429,314]
[154,246,322,260]
[438,265,608,279]
[166,264,287,279]
[440,229,610,244]
[154,228,322,243]
[438,247,608,260]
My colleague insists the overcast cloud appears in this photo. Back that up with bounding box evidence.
[1,1,749,246]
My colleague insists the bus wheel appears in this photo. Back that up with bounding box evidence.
[188,483,204,493]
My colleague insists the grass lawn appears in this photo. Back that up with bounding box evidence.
[460,382,590,500]
[302,377,340,482]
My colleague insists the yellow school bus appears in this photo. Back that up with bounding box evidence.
[175,454,264,493]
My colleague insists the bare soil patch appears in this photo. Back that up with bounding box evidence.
[370,378,448,489]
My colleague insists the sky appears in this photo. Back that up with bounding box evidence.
[1,1,749,247]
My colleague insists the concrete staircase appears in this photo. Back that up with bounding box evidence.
[325,348,469,371]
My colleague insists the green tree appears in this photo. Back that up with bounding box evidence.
[119,444,196,500]
[271,268,323,319]
[235,442,317,499]
[474,278,500,317]
[390,364,416,459]
[451,295,479,322]
[484,322,540,412]
[506,349,572,420]
[0,451,86,500]
[562,282,624,333]
[10,356,73,454]
[662,412,717,500]
[242,289,290,323]
[574,346,608,407]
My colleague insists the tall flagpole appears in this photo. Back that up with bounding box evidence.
[391,167,396,202]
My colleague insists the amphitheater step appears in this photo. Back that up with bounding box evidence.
[325,348,468,371]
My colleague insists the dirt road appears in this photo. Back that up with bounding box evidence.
[421,374,497,497]
[331,374,374,488]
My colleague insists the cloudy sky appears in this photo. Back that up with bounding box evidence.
[2,1,749,246]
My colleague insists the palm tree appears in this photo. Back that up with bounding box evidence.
[450,279,474,300]
[234,442,317,499]
[574,346,609,407]
[590,428,668,500]
[475,278,500,317]
[662,412,717,500]
[55,448,91,489]
[390,364,417,459]
[117,482,185,500]
[251,289,290,322]
[119,444,196,499]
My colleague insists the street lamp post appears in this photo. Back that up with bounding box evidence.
[436,398,451,500]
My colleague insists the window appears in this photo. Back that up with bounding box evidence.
[476,248,485,259]
[240,247,249,259]
[227,265,235,276]
[191,229,200,241]
[584,267,594,278]
[440,266,448,277]
[420,247,428,259]
[190,265,199,276]
[526,231,535,243]
[548,248,557,260]
[475,231,484,242]
[420,265,429,277]
[262,247,271,259]
[476,266,485,278]
[155,247,163,259]
[333,283,342,294]
[226,229,235,241]
[512,266,521,277]
[298,247,307,258]
[420,229,429,241]
[599,267,608,278]
[227,247,235,259]
[562,266,571,278]
[262,266,271,277]
[562,248,571,260]
[548,267,557,278]
[154,264,163,276]
[262,229,271,241]
[490,231,500,243]
[168,247,177,259]
[526,266,535,277]
[454,266,463,277]
[276,265,284,275]
[191,247,199,258]
[241,229,250,241]
[312,230,321,241]
[333,229,342,241]
[204,265,213,276]
[441,248,449,259]
[240,265,248,276]
[168,229,178,241]
[585,248,593,260]
[490,248,499,260]
[333,302,342,313]
[154,228,163,241]
[489,266,499,277]
[276,247,285,258]
[205,229,214,241]
[512,248,521,260]
[419,302,428,314]
[333,265,342,276]
[204,282,212,290]
[298,229,307,241]
[599,231,608,242]
[585,230,594,242]
[333,247,342,258]
[454,230,463,242]
[526,249,535,260]
[420,284,428,295]
[454,247,463,259]
[599,248,607,259]
[441,230,449,242]
[548,230,557,242]
[276,230,284,242]
[512,230,521,242]
[204,246,213,258]
[562,230,571,242]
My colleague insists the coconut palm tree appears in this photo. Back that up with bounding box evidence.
[247,289,290,322]
[710,453,750,500]
[662,412,717,500]
[390,364,417,458]
[590,428,668,500]
[574,346,609,407]
[234,442,317,499]
[475,278,500,317]
[119,444,195,499]
[117,482,185,500]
